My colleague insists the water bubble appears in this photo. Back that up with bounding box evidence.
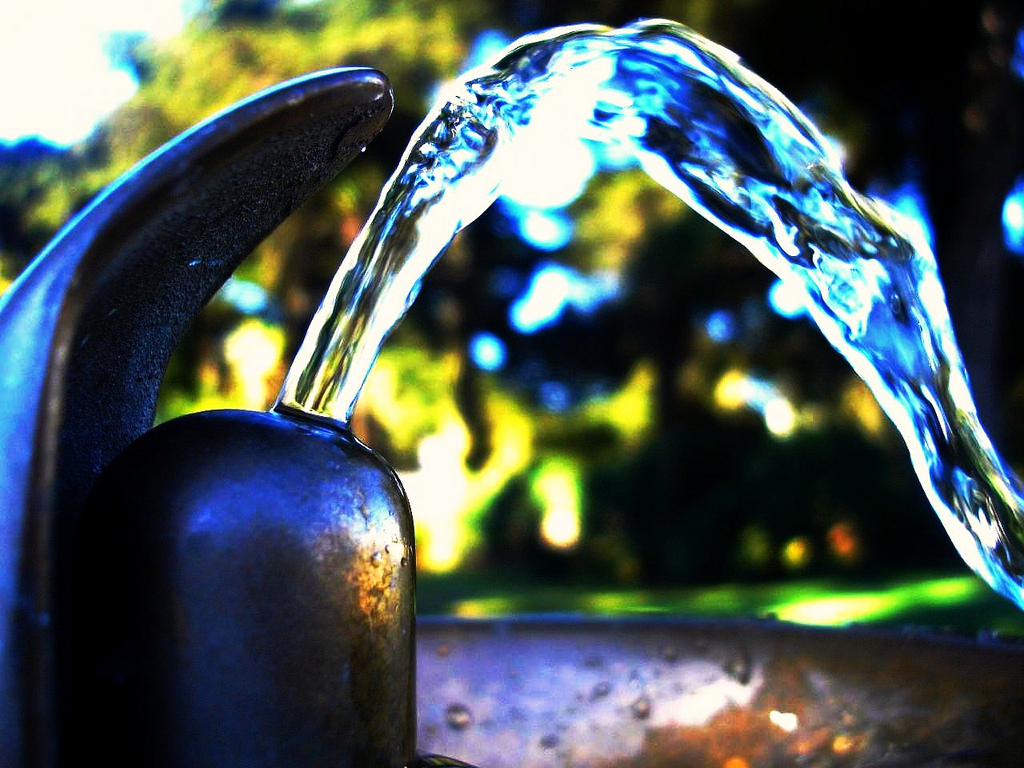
[539,733,560,749]
[436,643,450,657]
[630,695,652,720]
[590,681,611,700]
[445,703,473,731]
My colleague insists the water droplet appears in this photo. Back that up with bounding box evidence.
[539,733,560,749]
[630,695,652,720]
[401,556,409,567]
[590,681,611,700]
[436,643,450,658]
[445,703,473,730]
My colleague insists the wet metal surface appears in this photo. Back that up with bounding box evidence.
[417,616,1024,767]
[73,409,415,767]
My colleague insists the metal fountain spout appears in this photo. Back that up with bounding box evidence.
[0,68,413,768]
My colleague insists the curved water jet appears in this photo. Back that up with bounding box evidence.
[278,19,1024,612]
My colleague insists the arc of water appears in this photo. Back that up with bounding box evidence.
[277,19,1024,610]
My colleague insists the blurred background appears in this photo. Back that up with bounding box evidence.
[3,0,1024,632]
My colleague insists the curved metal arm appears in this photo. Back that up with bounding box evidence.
[0,68,393,767]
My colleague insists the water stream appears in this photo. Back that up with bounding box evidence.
[274,19,1024,611]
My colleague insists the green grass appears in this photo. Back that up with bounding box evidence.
[417,570,1024,637]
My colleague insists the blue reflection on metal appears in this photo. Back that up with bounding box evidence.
[469,332,507,371]
[509,262,619,334]
[1003,177,1024,255]
[704,309,736,342]
[768,278,807,319]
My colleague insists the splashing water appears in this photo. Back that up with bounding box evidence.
[275,19,1024,610]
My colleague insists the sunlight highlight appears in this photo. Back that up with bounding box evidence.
[223,319,285,409]
[769,710,799,733]
[766,575,983,625]
[509,262,620,333]
[399,419,473,572]
[532,457,584,550]
[0,0,194,144]
[714,370,798,438]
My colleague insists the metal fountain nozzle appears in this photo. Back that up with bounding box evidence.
[0,68,415,767]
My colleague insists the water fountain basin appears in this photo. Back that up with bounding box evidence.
[416,615,1024,767]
